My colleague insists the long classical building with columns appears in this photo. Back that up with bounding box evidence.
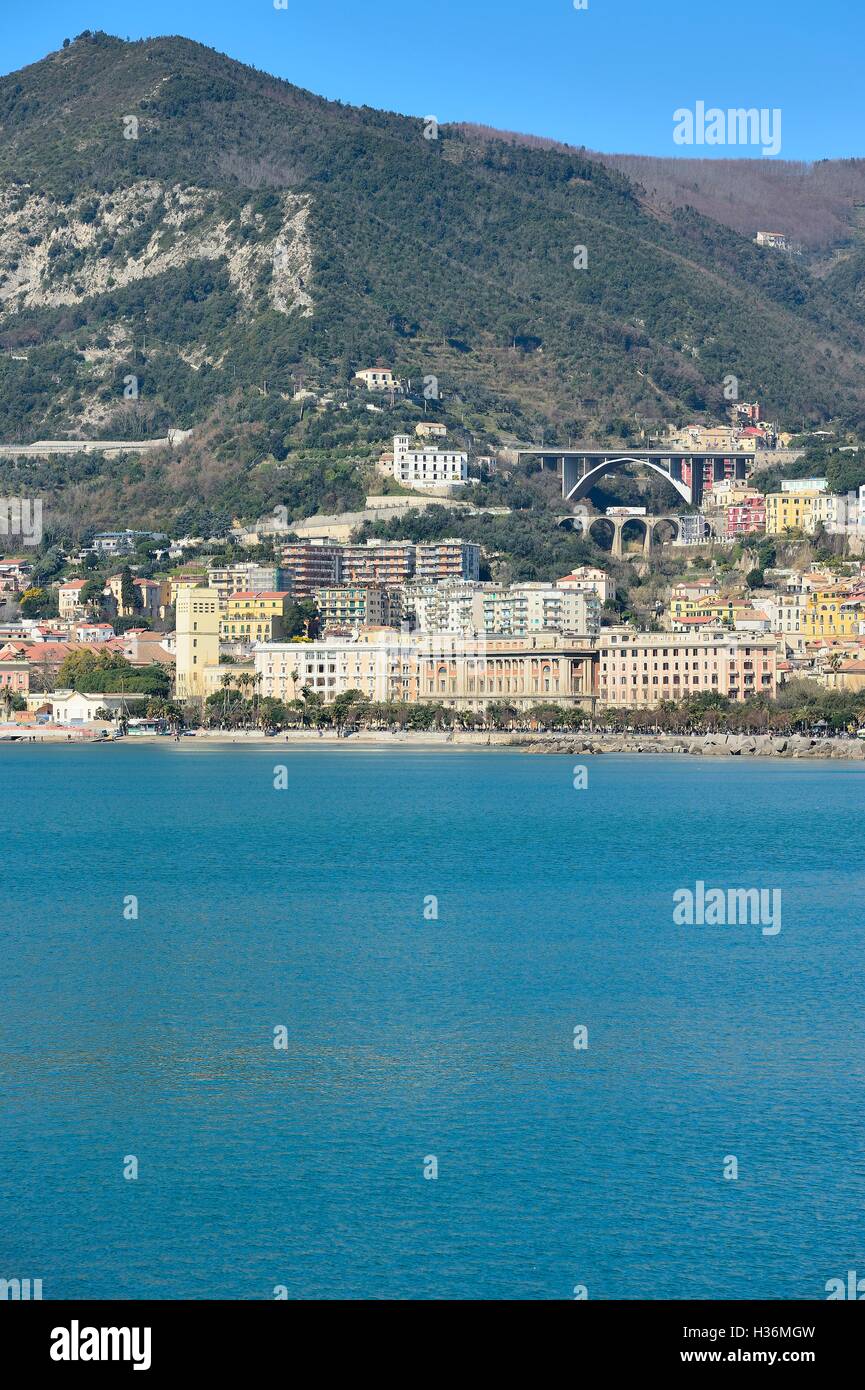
[255,629,599,712]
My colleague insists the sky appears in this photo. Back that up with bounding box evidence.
[0,0,862,162]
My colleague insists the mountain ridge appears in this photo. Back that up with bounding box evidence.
[2,31,865,540]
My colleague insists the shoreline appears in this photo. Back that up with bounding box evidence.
[3,727,865,759]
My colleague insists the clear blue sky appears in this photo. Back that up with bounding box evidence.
[0,0,861,161]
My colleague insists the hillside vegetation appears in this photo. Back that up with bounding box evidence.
[2,31,865,538]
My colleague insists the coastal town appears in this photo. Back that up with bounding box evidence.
[6,14,865,1333]
[4,402,865,744]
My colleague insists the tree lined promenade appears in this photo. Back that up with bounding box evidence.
[189,680,865,738]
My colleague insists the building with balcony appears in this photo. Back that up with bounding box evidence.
[279,540,344,598]
[315,585,398,630]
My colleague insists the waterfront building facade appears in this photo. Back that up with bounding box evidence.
[255,631,598,712]
[599,629,779,707]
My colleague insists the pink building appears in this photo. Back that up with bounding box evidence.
[0,658,29,693]
[599,629,779,707]
[725,495,766,537]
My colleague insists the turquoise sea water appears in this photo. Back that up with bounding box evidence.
[2,744,864,1300]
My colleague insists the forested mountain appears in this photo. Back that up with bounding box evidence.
[2,30,865,537]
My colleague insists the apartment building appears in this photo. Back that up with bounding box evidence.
[279,540,344,598]
[341,539,417,586]
[256,629,416,705]
[315,585,398,630]
[765,479,832,535]
[599,629,779,706]
[169,572,208,606]
[761,594,806,635]
[669,592,742,628]
[557,567,616,606]
[403,580,601,638]
[800,587,863,640]
[207,563,290,605]
[391,435,467,489]
[723,493,766,536]
[676,514,710,545]
[477,584,601,638]
[415,539,481,582]
[0,657,29,693]
[58,579,88,619]
[403,580,482,636]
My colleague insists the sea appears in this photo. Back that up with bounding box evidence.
[2,744,864,1299]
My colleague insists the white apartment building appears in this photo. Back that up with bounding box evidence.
[404,580,600,638]
[478,584,601,638]
[391,435,467,489]
[58,579,88,618]
[404,580,483,636]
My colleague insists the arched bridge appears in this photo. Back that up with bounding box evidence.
[517,448,752,508]
[555,512,716,557]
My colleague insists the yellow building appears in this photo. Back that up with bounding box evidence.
[220,591,294,644]
[175,586,221,700]
[765,485,832,535]
[801,588,861,639]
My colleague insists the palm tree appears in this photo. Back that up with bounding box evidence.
[220,672,233,722]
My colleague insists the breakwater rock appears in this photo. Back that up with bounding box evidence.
[520,733,865,760]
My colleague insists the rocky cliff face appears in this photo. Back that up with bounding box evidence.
[0,182,313,317]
